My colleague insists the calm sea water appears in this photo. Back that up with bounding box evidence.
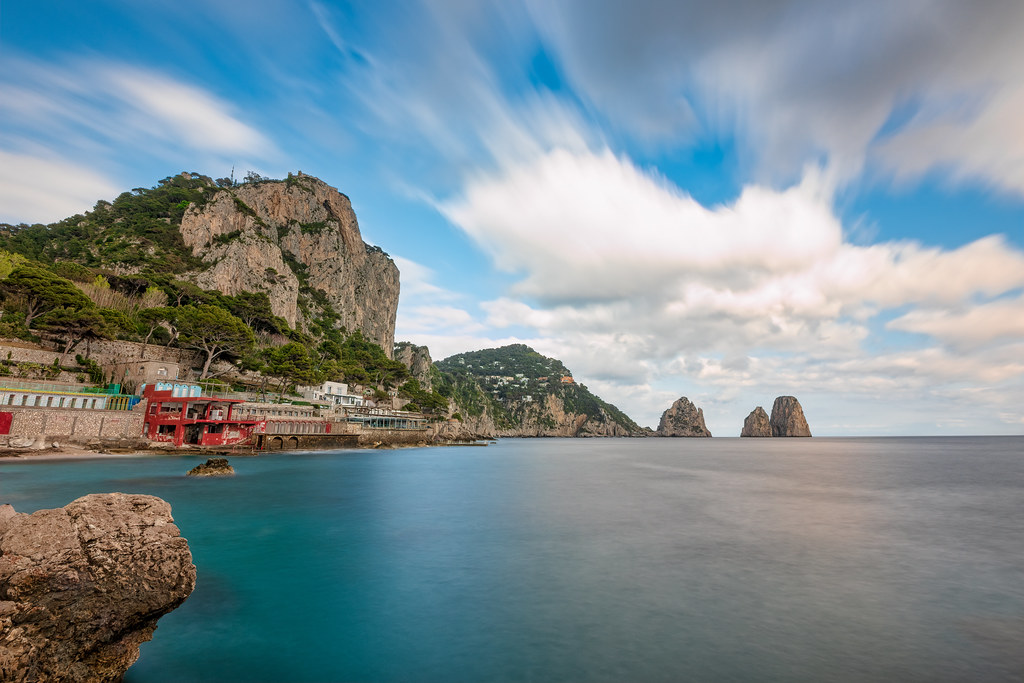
[2,437,1023,682]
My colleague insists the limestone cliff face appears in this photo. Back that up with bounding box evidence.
[741,406,772,437]
[181,175,399,355]
[770,396,812,437]
[0,494,196,682]
[656,397,712,437]
[440,392,637,439]
[394,342,433,391]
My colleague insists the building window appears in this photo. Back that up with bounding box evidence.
[157,367,167,376]
[33,396,41,407]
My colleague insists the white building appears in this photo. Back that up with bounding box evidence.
[301,381,365,407]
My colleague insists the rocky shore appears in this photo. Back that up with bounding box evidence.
[0,493,196,682]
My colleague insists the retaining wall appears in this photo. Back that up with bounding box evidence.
[0,401,148,449]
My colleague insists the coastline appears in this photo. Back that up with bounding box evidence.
[0,444,148,460]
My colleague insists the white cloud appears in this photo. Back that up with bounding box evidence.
[530,0,1024,193]
[104,67,272,156]
[391,255,460,300]
[887,295,1024,350]
[435,147,1024,432]
[444,149,1024,320]
[0,57,276,220]
[0,150,120,224]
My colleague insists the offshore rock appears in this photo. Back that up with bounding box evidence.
[394,342,434,391]
[770,396,812,437]
[181,174,400,355]
[740,406,772,437]
[0,494,196,682]
[186,457,235,477]
[656,397,712,437]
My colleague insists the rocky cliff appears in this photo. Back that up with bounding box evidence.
[180,174,399,355]
[770,396,812,437]
[441,390,637,439]
[394,342,434,391]
[433,344,643,438]
[740,406,772,437]
[0,494,196,682]
[655,397,712,437]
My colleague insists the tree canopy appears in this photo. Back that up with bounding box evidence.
[174,304,255,379]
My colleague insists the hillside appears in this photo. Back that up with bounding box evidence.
[0,172,406,396]
[0,171,398,353]
[433,344,643,437]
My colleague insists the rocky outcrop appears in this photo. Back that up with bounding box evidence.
[186,457,235,476]
[394,342,433,391]
[181,174,400,355]
[770,396,812,437]
[0,494,196,682]
[440,391,639,439]
[740,406,772,437]
[656,397,712,437]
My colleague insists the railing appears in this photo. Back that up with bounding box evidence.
[0,387,141,412]
[0,379,100,394]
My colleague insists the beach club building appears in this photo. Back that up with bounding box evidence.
[141,382,265,447]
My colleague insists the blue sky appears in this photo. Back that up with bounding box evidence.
[3,0,1024,434]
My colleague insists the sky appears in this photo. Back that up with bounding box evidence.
[2,0,1024,435]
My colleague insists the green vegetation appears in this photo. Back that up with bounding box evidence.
[434,344,641,433]
[0,173,215,272]
[0,172,408,408]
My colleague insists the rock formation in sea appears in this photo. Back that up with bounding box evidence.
[655,397,712,437]
[770,396,812,437]
[0,493,196,682]
[394,342,434,391]
[187,457,235,476]
[180,174,400,355]
[740,406,772,437]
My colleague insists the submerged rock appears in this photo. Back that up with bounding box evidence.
[770,396,812,437]
[187,457,235,477]
[656,397,712,437]
[0,493,196,682]
[740,407,772,437]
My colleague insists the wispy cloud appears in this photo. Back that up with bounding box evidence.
[0,56,277,222]
[0,150,120,224]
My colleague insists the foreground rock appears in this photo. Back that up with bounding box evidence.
[770,396,812,437]
[0,494,196,682]
[187,457,235,477]
[740,407,772,437]
[656,397,712,437]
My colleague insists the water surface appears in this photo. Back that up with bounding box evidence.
[2,437,1023,682]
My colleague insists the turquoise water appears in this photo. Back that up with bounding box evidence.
[2,437,1023,682]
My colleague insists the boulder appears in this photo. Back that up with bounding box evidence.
[770,396,812,437]
[0,493,196,682]
[187,457,235,477]
[656,397,712,437]
[740,406,772,437]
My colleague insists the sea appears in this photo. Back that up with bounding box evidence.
[2,437,1023,682]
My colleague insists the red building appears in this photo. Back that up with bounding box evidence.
[142,384,264,447]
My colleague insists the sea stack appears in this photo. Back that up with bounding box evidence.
[770,396,812,437]
[187,457,236,476]
[656,397,712,437]
[0,494,196,682]
[740,406,772,437]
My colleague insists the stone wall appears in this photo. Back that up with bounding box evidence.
[0,339,202,385]
[0,401,147,449]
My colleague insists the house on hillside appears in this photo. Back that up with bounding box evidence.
[109,360,180,389]
[300,380,365,407]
